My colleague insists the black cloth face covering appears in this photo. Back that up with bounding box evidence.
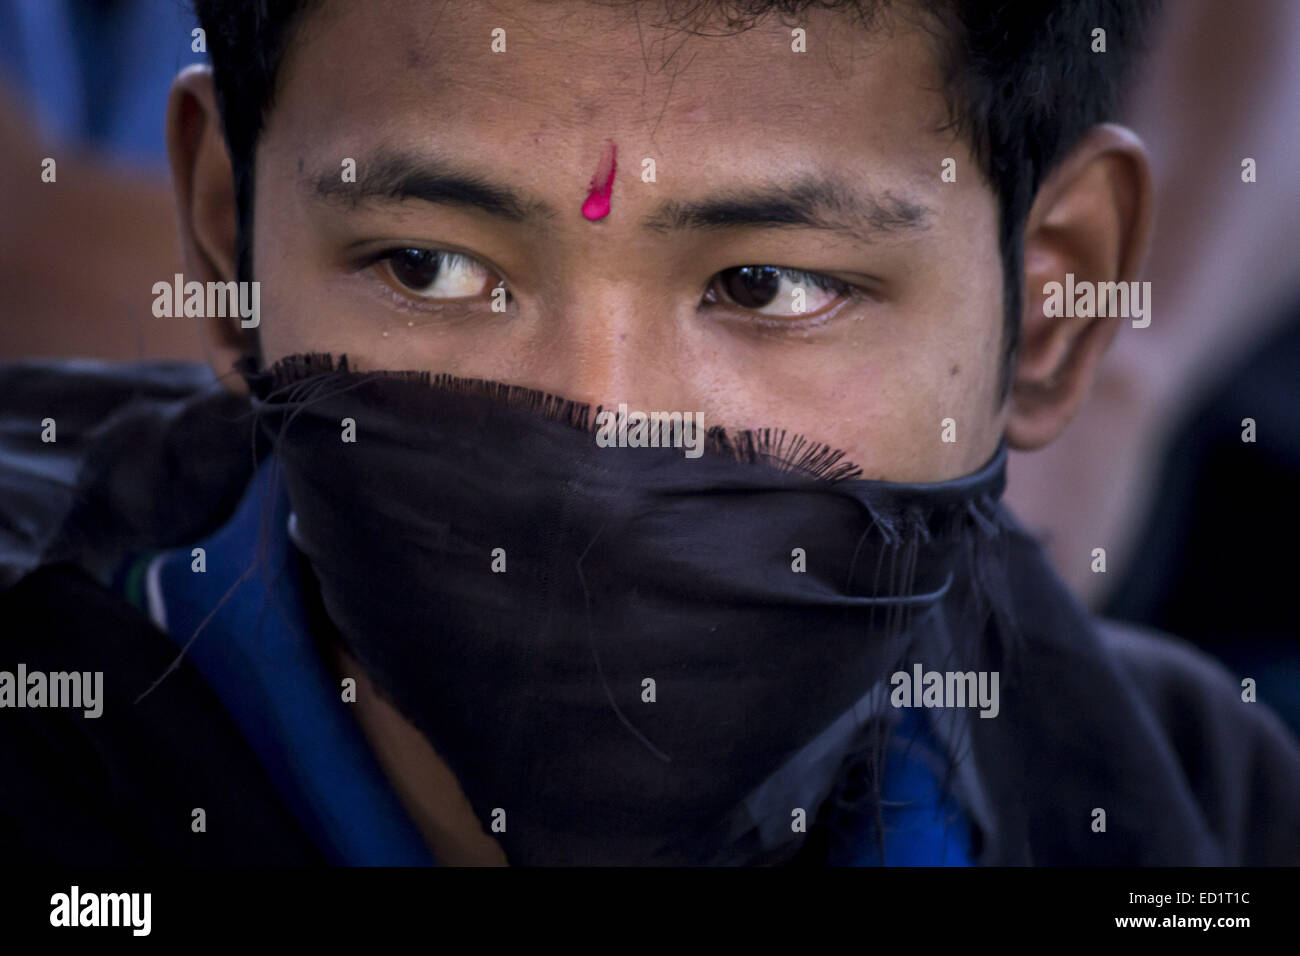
[245,353,1016,866]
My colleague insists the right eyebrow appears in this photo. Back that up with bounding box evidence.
[308,148,558,223]
[639,175,933,246]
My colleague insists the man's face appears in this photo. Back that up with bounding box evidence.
[253,0,1008,481]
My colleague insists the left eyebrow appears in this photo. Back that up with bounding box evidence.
[306,148,557,223]
[639,175,932,245]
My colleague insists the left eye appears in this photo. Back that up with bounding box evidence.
[374,248,497,300]
[704,266,851,317]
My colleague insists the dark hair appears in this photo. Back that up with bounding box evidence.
[193,0,1159,393]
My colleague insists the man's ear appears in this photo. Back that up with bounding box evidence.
[1006,123,1154,450]
[165,65,249,384]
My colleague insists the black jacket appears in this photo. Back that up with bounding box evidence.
[1,359,1296,865]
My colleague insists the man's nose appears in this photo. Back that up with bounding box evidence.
[518,277,696,412]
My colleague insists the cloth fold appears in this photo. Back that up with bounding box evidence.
[245,353,1012,865]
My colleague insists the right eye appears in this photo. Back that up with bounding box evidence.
[373,248,500,302]
[702,265,855,318]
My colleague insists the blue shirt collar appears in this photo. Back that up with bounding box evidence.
[146,456,435,865]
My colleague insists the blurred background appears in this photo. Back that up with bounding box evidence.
[1,0,1297,729]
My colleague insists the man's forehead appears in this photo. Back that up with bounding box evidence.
[270,0,956,217]
[286,0,941,130]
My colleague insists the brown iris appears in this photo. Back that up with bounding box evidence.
[718,265,782,308]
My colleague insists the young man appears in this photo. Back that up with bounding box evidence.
[1,0,1296,866]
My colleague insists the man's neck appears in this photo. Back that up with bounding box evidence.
[325,640,508,866]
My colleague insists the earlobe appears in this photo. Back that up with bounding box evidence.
[1005,124,1154,450]
[165,65,248,378]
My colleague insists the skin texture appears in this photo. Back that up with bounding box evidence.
[166,0,1152,864]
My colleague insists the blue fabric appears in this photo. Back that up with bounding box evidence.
[0,0,206,166]
[828,705,975,865]
[143,455,974,866]
[147,457,435,865]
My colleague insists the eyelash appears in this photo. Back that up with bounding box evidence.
[360,247,868,323]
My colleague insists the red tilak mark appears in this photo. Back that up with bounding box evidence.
[581,141,617,221]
